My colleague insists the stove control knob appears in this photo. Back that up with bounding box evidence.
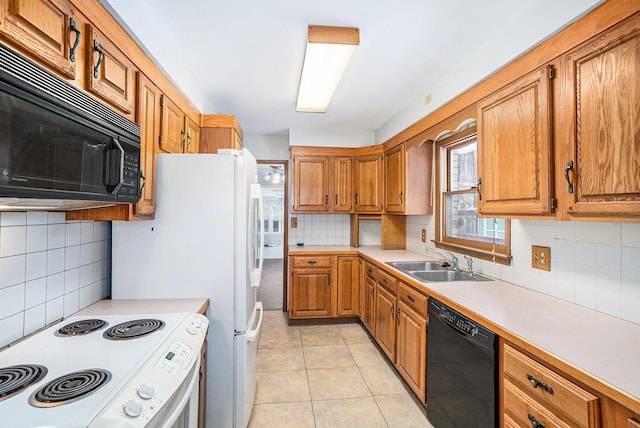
[186,326,197,335]
[191,318,203,328]
[137,384,155,400]
[124,399,143,418]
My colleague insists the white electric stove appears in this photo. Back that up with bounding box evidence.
[0,312,208,427]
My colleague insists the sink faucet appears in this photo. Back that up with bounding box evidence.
[425,248,459,271]
[464,255,474,275]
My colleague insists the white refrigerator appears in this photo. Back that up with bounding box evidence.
[111,149,264,428]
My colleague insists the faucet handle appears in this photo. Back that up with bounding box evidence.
[463,255,473,273]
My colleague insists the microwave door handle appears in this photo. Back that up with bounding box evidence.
[111,137,124,195]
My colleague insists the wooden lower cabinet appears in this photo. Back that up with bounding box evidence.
[361,263,377,335]
[290,269,332,318]
[396,299,427,401]
[503,342,600,428]
[375,284,396,361]
[288,254,358,319]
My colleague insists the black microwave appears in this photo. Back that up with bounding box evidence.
[0,43,141,210]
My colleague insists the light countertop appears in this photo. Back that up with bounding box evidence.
[77,298,209,316]
[291,245,640,411]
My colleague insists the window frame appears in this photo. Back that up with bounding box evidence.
[434,126,511,265]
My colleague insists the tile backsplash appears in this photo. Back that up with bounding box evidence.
[407,216,640,325]
[288,214,351,246]
[0,212,111,348]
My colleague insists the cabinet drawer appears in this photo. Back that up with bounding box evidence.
[503,344,600,428]
[504,378,573,428]
[365,262,377,280]
[291,255,332,268]
[397,282,427,318]
[377,269,396,294]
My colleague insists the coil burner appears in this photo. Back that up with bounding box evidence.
[0,364,48,402]
[56,319,107,337]
[29,369,111,407]
[103,319,165,340]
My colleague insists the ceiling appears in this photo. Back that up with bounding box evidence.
[101,0,602,139]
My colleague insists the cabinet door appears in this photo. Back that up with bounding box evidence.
[292,156,330,212]
[86,25,135,114]
[133,72,160,219]
[354,153,383,212]
[375,284,396,362]
[0,0,77,78]
[159,95,185,153]
[290,269,332,318]
[563,14,640,217]
[333,156,353,212]
[384,144,405,213]
[185,117,200,154]
[396,300,427,401]
[362,276,376,335]
[477,65,553,215]
[336,256,359,316]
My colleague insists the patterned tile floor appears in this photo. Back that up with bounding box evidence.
[249,311,434,427]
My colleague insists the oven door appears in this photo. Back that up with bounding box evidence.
[153,356,201,428]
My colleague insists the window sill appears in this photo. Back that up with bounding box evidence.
[434,240,511,266]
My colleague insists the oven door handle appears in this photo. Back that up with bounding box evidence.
[160,356,200,428]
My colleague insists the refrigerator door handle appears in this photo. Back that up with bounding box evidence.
[246,302,263,342]
[249,183,264,288]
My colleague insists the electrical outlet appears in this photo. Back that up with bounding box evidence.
[532,245,551,271]
[291,217,297,228]
[421,229,427,242]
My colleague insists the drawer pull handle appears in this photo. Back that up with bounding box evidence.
[407,295,415,302]
[526,374,554,394]
[307,260,317,265]
[367,268,373,274]
[528,413,546,428]
[383,278,388,284]
[390,303,394,318]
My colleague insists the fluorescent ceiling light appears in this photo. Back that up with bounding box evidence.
[296,25,359,113]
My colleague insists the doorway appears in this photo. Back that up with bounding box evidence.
[257,160,288,311]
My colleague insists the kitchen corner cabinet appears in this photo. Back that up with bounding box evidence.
[354,152,384,213]
[200,114,244,154]
[86,25,135,114]
[0,0,78,79]
[185,116,200,154]
[289,254,360,319]
[560,12,640,218]
[477,64,554,215]
[384,139,434,215]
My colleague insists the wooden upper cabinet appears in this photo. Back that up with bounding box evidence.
[86,25,135,114]
[333,156,353,213]
[354,152,384,213]
[477,64,554,215]
[0,0,78,78]
[134,72,160,219]
[200,114,243,153]
[384,140,433,215]
[159,94,186,154]
[185,117,200,154]
[292,155,331,212]
[561,13,640,218]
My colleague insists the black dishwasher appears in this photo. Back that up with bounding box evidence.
[427,298,498,427]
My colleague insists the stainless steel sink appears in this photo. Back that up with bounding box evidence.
[386,260,493,282]
[409,270,492,282]
[385,261,446,272]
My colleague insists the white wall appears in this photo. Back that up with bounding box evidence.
[289,128,375,148]
[243,133,290,160]
[0,212,111,348]
[406,215,640,325]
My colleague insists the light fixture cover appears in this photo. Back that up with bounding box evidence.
[296,25,359,113]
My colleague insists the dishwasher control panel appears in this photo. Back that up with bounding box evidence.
[430,299,494,344]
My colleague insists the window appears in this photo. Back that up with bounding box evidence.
[435,126,511,265]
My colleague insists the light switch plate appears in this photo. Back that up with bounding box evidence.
[291,217,297,228]
[421,229,427,242]
[532,245,551,271]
